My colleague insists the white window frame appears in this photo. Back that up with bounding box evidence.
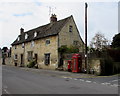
[25,33,28,39]
[34,31,37,37]
[22,43,24,48]
[17,37,20,41]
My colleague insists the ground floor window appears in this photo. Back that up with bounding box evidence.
[27,51,33,61]
[44,53,50,65]
[14,54,18,60]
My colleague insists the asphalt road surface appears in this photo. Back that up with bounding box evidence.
[0,65,2,95]
[2,65,119,94]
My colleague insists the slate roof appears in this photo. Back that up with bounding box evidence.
[11,15,72,46]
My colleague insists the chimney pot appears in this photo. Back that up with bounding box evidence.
[50,14,57,23]
[20,28,24,34]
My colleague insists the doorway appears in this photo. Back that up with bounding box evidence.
[20,54,24,67]
[34,54,38,64]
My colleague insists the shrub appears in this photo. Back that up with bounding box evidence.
[100,56,114,75]
[107,49,120,62]
[68,45,79,53]
[58,45,68,53]
[27,60,36,68]
[58,45,79,54]
[113,62,120,74]
[33,65,38,69]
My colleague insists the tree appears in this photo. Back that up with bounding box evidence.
[90,32,109,51]
[111,33,120,48]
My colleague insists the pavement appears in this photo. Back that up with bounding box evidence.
[2,65,120,94]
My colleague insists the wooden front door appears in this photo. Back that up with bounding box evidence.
[20,54,24,67]
[34,54,38,64]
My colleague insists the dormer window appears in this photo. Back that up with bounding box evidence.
[22,43,24,48]
[17,37,20,41]
[34,32,37,37]
[25,33,28,39]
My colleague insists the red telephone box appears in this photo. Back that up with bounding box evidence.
[72,54,82,73]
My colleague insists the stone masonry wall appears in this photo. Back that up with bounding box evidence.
[88,58,101,75]
[11,35,58,70]
[58,16,84,52]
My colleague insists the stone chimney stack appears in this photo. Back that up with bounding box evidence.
[20,28,24,34]
[50,14,57,23]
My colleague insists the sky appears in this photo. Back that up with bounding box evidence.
[0,0,119,48]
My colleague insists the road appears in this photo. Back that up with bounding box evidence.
[0,65,2,95]
[2,65,119,95]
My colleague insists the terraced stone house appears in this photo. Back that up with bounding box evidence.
[11,14,84,70]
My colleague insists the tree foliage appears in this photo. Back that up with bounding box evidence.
[90,32,109,51]
[111,33,120,48]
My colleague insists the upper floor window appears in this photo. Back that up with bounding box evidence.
[69,25,73,32]
[46,39,50,45]
[25,33,28,39]
[14,54,18,60]
[17,37,20,41]
[34,31,37,37]
[31,41,34,47]
[22,43,24,48]
[15,45,17,49]
[73,41,79,46]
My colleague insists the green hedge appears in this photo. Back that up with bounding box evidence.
[100,56,114,75]
[113,62,120,74]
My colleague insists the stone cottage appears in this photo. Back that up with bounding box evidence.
[11,14,84,70]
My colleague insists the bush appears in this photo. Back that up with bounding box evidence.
[58,45,79,54]
[27,60,36,68]
[100,56,114,75]
[33,65,38,69]
[113,62,120,74]
[107,49,120,62]
[68,45,79,53]
[58,45,68,53]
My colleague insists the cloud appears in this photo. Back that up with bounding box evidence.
[34,0,42,6]
[87,2,118,43]
[13,12,33,17]
[0,1,118,48]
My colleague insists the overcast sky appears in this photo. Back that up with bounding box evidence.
[0,0,119,48]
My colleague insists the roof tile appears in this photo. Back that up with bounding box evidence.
[11,15,72,45]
